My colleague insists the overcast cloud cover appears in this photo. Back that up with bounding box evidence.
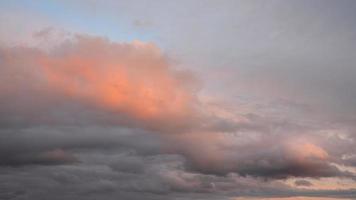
[1,0,356,200]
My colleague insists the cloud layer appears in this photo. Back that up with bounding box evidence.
[0,31,355,199]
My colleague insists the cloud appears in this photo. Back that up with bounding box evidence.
[0,33,206,169]
[162,131,355,179]
[294,180,313,187]
[109,156,144,174]
[0,148,77,167]
[0,31,355,200]
[2,36,352,179]
[0,34,201,132]
[1,0,356,198]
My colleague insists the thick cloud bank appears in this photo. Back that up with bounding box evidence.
[0,34,355,199]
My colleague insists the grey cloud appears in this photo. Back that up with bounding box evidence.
[110,156,145,174]
[0,139,355,200]
[294,179,313,187]
[0,126,164,167]
[0,148,77,167]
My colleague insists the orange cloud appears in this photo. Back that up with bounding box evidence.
[0,35,200,131]
[40,37,196,120]
[285,139,328,162]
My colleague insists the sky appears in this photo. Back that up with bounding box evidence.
[0,0,356,199]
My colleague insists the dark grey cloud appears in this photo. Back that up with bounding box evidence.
[0,148,77,167]
[0,125,166,167]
